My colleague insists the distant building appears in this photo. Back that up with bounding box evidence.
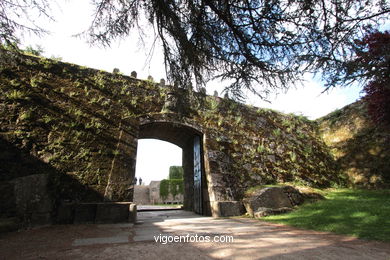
[133,181,183,205]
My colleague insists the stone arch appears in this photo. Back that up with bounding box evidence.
[137,116,211,215]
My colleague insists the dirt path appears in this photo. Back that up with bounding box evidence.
[0,210,389,259]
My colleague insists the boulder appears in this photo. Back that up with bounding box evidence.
[301,192,325,201]
[282,186,305,206]
[243,186,305,217]
[254,207,293,218]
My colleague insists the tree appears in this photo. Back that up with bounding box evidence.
[1,1,389,100]
[0,0,53,47]
[86,0,390,99]
[168,166,184,179]
[348,31,390,127]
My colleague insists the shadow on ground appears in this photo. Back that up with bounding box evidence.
[0,210,389,259]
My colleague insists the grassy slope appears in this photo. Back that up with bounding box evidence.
[262,189,390,241]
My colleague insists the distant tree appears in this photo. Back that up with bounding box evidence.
[86,0,390,100]
[168,166,183,180]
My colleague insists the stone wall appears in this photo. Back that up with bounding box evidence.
[149,181,184,204]
[133,185,150,205]
[317,101,390,187]
[0,174,52,227]
[0,50,344,222]
[133,182,184,205]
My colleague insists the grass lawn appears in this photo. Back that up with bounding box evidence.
[261,189,390,241]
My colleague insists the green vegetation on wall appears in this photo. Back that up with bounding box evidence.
[169,179,184,197]
[169,166,183,179]
[159,166,184,199]
[317,101,390,187]
[0,49,166,202]
[1,49,366,211]
[159,179,184,199]
[159,179,170,199]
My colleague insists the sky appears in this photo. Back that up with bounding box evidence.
[18,1,378,184]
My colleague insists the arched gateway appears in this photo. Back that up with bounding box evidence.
[0,54,341,226]
[138,120,208,215]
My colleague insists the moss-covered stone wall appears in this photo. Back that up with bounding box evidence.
[317,101,390,188]
[0,50,343,220]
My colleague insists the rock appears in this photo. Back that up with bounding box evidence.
[267,155,276,163]
[159,78,166,87]
[243,187,292,217]
[282,186,305,206]
[301,192,325,201]
[243,186,305,217]
[254,207,293,218]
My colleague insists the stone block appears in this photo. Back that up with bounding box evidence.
[0,217,20,233]
[31,212,52,226]
[57,203,74,224]
[74,204,97,224]
[13,174,53,226]
[0,182,16,217]
[128,203,137,223]
[211,201,245,217]
[95,203,129,223]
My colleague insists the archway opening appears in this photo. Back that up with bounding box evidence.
[133,139,183,207]
[135,121,210,215]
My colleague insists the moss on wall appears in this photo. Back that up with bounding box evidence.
[317,101,390,187]
[159,179,184,199]
[0,50,162,202]
[0,49,346,216]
